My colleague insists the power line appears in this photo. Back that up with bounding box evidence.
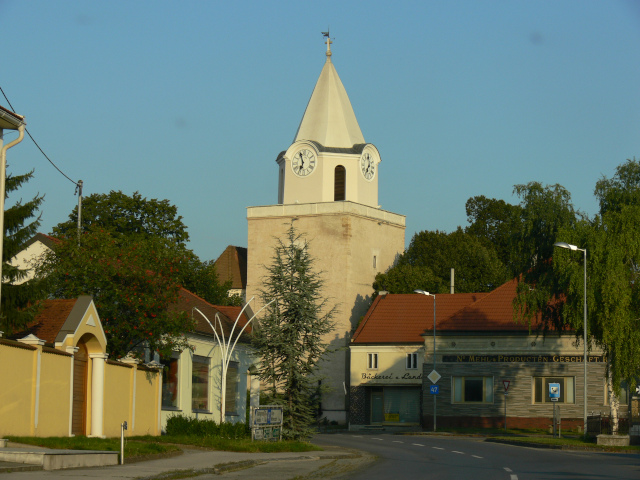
[0,85,79,187]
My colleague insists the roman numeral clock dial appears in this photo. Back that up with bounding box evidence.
[291,149,317,177]
[360,152,375,180]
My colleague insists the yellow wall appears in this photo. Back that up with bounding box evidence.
[0,342,161,438]
[0,343,37,436]
[133,368,160,436]
[103,362,133,437]
[35,351,72,437]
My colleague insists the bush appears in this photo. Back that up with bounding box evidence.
[165,414,250,439]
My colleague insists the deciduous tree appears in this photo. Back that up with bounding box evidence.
[51,190,232,306]
[375,228,509,295]
[53,190,189,244]
[39,229,193,359]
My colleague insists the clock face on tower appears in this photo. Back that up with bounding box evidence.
[291,149,317,177]
[360,152,375,181]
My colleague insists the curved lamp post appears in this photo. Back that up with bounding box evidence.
[553,241,587,435]
[193,296,275,421]
[414,289,437,432]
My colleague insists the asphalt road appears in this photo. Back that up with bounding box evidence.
[313,433,640,480]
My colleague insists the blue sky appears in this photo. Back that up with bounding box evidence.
[1,0,639,262]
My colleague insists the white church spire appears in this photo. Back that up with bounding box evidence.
[293,33,365,148]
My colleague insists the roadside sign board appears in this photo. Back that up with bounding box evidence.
[252,405,283,442]
[427,370,441,384]
[549,383,561,402]
[430,385,439,395]
[503,380,510,392]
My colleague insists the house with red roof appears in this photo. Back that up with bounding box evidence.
[350,279,615,431]
[160,287,259,428]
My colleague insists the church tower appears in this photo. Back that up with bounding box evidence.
[246,36,405,423]
[277,37,380,208]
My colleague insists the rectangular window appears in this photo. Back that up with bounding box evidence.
[161,356,179,409]
[367,353,378,370]
[406,353,418,369]
[533,377,575,404]
[452,377,494,404]
[192,355,210,411]
[225,361,239,414]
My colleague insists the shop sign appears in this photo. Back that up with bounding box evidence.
[360,372,422,381]
[442,354,604,363]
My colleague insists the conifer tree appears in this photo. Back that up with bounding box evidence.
[254,225,336,440]
[0,170,46,334]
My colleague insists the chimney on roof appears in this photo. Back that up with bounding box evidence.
[450,268,455,294]
[378,290,388,297]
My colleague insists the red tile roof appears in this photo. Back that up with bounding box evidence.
[440,278,536,331]
[17,299,78,343]
[352,292,487,344]
[352,279,566,344]
[169,288,252,342]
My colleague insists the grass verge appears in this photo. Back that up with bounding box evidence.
[133,434,322,453]
[6,435,321,455]
[6,435,180,459]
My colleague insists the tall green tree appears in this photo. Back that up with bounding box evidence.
[253,225,336,440]
[51,190,232,306]
[38,228,193,359]
[375,228,509,295]
[52,190,189,244]
[1,170,47,335]
[465,195,523,274]
[553,159,640,396]
[512,182,578,330]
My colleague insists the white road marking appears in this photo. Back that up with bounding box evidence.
[351,435,362,438]
[504,467,512,472]
[372,438,384,441]
[392,440,404,443]
[511,476,518,480]
[432,447,444,450]
[472,455,483,459]
[452,451,464,454]
[412,443,424,446]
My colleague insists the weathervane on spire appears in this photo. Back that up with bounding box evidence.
[322,28,333,57]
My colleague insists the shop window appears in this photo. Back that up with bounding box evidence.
[192,355,210,411]
[533,377,574,404]
[225,361,239,414]
[453,376,494,403]
[161,356,179,409]
[367,353,378,370]
[604,380,629,406]
[370,387,421,424]
[406,353,418,369]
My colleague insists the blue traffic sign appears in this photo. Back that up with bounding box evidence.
[430,385,439,395]
[549,383,560,401]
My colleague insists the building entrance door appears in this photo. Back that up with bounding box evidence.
[72,343,88,435]
[371,390,384,423]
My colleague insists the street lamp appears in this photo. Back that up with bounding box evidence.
[553,241,587,435]
[414,289,437,432]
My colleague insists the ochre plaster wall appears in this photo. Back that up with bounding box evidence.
[103,362,133,437]
[35,351,72,437]
[0,343,37,436]
[133,368,161,436]
[0,342,161,437]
